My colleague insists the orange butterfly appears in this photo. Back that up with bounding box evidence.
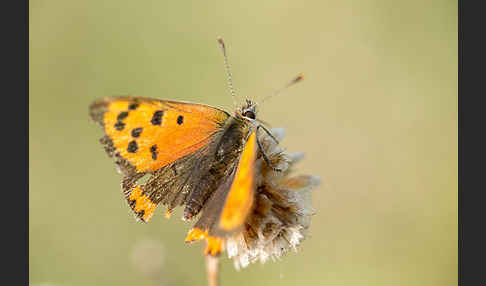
[89,37,305,256]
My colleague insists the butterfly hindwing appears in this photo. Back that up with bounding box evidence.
[187,131,257,253]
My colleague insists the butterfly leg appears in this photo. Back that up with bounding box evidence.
[256,125,282,172]
[257,124,280,145]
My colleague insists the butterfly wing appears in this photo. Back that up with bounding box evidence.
[89,96,231,222]
[186,131,258,255]
[90,96,230,173]
[218,130,257,232]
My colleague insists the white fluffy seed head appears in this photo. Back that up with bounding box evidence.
[223,127,320,268]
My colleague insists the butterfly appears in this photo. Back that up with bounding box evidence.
[89,37,305,256]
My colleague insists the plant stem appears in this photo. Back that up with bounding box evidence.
[205,255,220,286]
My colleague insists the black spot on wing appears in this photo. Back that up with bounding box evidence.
[131,127,143,138]
[117,111,129,121]
[127,140,138,153]
[151,110,164,125]
[150,145,158,160]
[114,121,125,131]
[177,115,184,125]
[128,103,139,110]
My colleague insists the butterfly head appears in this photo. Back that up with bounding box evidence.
[238,99,257,121]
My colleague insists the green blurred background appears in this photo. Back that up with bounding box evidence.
[30,0,457,285]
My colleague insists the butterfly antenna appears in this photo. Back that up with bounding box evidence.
[258,73,305,106]
[217,36,238,108]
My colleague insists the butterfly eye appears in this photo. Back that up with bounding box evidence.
[243,110,256,120]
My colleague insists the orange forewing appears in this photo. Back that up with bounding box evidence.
[218,131,257,231]
[101,98,229,173]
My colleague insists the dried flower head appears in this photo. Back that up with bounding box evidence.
[190,127,319,269]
